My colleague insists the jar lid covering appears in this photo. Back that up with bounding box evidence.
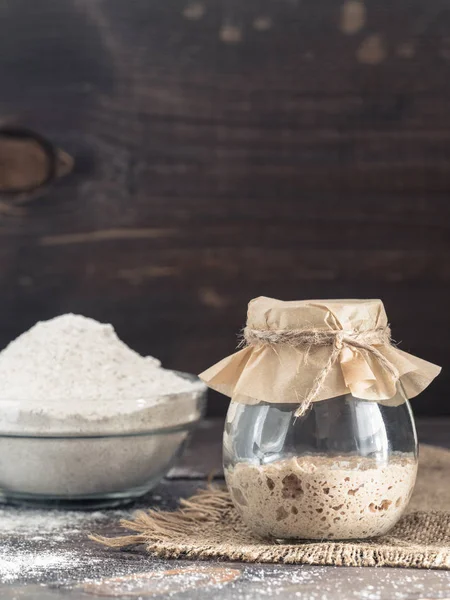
[199,297,441,409]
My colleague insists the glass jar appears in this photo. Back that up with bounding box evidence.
[223,386,418,541]
[200,298,439,541]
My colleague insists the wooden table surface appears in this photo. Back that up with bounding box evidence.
[0,418,449,600]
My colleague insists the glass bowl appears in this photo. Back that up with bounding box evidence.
[0,372,206,509]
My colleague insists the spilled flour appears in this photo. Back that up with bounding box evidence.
[0,505,115,535]
[0,505,124,583]
[0,549,83,583]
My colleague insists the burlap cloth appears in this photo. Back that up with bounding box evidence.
[94,445,450,569]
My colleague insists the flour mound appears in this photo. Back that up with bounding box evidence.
[0,314,192,402]
[0,314,204,434]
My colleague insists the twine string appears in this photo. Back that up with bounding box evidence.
[243,326,399,417]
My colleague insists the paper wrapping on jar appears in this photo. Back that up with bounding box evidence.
[199,297,441,407]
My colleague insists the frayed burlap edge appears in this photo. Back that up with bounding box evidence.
[91,446,450,570]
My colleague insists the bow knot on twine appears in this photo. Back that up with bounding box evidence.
[243,325,399,417]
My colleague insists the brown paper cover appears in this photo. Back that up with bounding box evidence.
[199,297,441,407]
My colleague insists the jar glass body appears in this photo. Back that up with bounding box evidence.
[223,388,418,541]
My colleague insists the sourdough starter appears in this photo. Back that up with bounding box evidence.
[226,455,417,540]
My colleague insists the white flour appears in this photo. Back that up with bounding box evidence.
[0,315,205,499]
[0,314,205,434]
[0,505,119,583]
[0,505,115,534]
[0,548,83,583]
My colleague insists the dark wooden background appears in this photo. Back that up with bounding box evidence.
[0,0,448,416]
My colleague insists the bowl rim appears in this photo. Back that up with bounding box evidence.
[0,414,205,439]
